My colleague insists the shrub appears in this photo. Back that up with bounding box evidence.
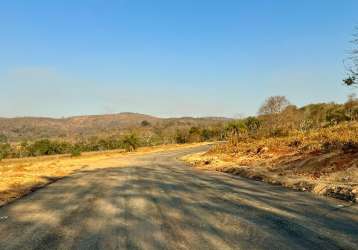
[0,134,8,143]
[141,120,151,127]
[26,139,71,156]
[200,128,212,141]
[325,107,348,125]
[70,146,82,157]
[0,143,11,160]
[175,130,188,144]
[188,126,202,142]
[244,117,261,135]
[258,96,290,115]
[224,120,247,138]
[121,133,140,152]
[269,128,288,137]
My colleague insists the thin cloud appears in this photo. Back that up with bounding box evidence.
[6,67,59,83]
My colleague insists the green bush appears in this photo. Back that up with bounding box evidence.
[26,139,71,156]
[70,146,82,157]
[244,117,261,135]
[224,120,247,138]
[0,143,11,160]
[200,128,212,141]
[188,126,202,142]
[175,130,188,144]
[325,107,348,125]
[0,134,8,143]
[121,133,140,152]
[141,120,151,127]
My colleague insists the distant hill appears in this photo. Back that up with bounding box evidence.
[0,113,231,142]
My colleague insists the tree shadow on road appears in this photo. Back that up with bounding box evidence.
[0,159,357,250]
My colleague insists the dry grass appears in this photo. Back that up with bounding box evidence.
[182,122,358,202]
[0,143,208,206]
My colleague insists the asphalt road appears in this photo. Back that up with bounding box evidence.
[0,145,357,250]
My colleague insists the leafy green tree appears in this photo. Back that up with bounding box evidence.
[200,128,212,141]
[244,117,261,135]
[225,120,247,138]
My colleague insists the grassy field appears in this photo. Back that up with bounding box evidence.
[0,143,208,207]
[182,122,358,202]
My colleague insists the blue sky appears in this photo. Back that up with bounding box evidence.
[0,0,357,118]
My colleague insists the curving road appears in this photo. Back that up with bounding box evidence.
[0,145,357,250]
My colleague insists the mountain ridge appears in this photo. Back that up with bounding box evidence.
[0,112,231,142]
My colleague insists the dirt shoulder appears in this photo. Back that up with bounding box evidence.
[0,142,210,207]
[182,133,358,202]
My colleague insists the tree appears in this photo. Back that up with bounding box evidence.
[344,93,358,121]
[141,120,151,127]
[343,27,358,87]
[258,96,291,115]
[121,133,140,152]
[0,134,7,143]
[244,117,261,135]
[188,126,201,142]
[200,128,213,141]
[175,129,187,144]
[225,120,247,137]
[0,143,11,160]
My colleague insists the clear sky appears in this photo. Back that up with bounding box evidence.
[0,0,357,118]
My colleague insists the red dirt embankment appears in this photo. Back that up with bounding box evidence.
[183,123,358,202]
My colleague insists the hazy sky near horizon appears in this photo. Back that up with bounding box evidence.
[0,0,357,118]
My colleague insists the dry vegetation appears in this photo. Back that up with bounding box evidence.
[0,143,208,207]
[0,113,227,159]
[183,122,358,202]
[2,95,358,204]
[182,93,358,202]
[0,112,228,142]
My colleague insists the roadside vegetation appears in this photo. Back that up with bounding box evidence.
[1,95,358,200]
[184,95,358,202]
[185,29,358,202]
[0,124,224,160]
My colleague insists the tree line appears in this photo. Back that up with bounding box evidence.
[0,125,225,160]
[224,94,358,143]
[1,94,358,160]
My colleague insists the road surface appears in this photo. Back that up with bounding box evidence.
[0,145,357,250]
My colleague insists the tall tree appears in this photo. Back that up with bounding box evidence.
[258,96,291,115]
[343,27,358,87]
